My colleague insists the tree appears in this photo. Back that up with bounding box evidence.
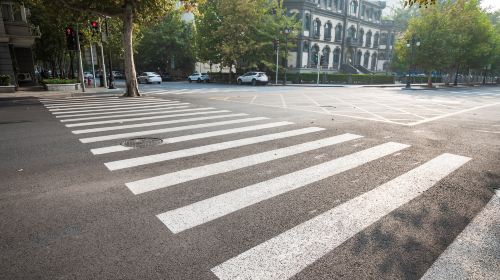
[23,0,203,97]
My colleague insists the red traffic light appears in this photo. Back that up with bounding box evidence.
[91,21,98,27]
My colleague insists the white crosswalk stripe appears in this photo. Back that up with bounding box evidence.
[210,153,471,280]
[79,117,269,143]
[105,127,324,170]
[56,105,193,119]
[41,96,478,279]
[65,109,228,127]
[71,113,249,134]
[53,103,190,115]
[125,133,363,195]
[90,121,294,155]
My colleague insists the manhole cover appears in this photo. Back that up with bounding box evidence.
[121,137,163,148]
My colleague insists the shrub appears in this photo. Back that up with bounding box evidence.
[286,73,394,84]
[41,79,78,84]
[0,75,11,86]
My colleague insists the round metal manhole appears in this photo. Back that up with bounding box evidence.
[121,137,163,148]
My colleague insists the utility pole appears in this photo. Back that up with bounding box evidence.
[90,43,96,88]
[284,27,290,85]
[317,54,321,86]
[405,34,420,89]
[75,24,85,92]
[275,39,279,85]
[99,19,107,88]
[105,17,115,89]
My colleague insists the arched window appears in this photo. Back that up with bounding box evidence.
[371,52,377,70]
[333,48,340,65]
[311,45,320,66]
[333,0,339,10]
[361,5,365,18]
[324,22,332,40]
[356,50,362,65]
[322,46,331,67]
[334,23,342,41]
[365,30,372,47]
[358,28,364,46]
[363,51,370,68]
[350,0,358,15]
[347,25,356,39]
[304,13,311,31]
[373,32,379,47]
[328,0,333,9]
[379,52,386,60]
[313,18,321,38]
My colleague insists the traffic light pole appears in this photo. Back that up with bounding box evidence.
[75,24,85,92]
[105,17,115,89]
[317,55,321,86]
[275,44,279,85]
[90,44,96,88]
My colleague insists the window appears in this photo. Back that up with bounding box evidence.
[335,24,342,41]
[313,18,321,38]
[358,28,364,45]
[350,0,358,15]
[347,26,356,39]
[304,13,311,31]
[333,48,340,65]
[311,45,320,65]
[373,32,379,47]
[322,46,330,67]
[356,50,362,65]
[1,4,12,21]
[361,5,365,18]
[371,53,377,70]
[365,31,372,47]
[324,22,332,40]
[380,33,388,45]
[363,51,370,68]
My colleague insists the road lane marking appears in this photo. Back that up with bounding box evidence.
[474,130,500,134]
[48,100,179,111]
[79,117,269,143]
[72,113,248,134]
[57,105,193,119]
[65,110,228,127]
[408,102,500,126]
[157,142,408,234]
[40,96,119,103]
[125,133,363,195]
[420,194,499,280]
[44,98,166,108]
[105,127,324,170]
[91,122,294,155]
[211,153,471,280]
[52,103,190,115]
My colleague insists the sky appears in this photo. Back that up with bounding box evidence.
[481,0,500,11]
[382,0,500,16]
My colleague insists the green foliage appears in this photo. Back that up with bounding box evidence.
[41,79,78,84]
[136,11,195,73]
[284,73,395,84]
[196,0,299,72]
[0,75,11,86]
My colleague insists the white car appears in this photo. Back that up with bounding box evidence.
[237,72,268,86]
[138,72,162,84]
[188,72,210,83]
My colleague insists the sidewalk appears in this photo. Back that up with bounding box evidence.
[0,86,124,99]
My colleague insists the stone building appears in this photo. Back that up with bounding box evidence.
[0,1,40,86]
[282,0,396,73]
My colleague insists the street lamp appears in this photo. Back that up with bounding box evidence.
[283,26,291,85]
[405,34,420,89]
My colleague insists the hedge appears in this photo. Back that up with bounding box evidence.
[0,75,11,86]
[41,79,78,84]
[400,76,443,83]
[207,72,395,84]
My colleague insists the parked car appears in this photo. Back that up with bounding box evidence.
[83,72,94,79]
[112,71,124,79]
[137,72,162,84]
[237,72,268,86]
[161,73,171,81]
[188,72,210,83]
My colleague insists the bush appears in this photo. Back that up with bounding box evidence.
[41,79,78,84]
[285,73,395,84]
[0,75,11,86]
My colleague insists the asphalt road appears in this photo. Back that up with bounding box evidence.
[1,83,499,279]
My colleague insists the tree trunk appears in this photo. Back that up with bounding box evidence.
[453,64,459,86]
[427,74,433,88]
[123,0,140,97]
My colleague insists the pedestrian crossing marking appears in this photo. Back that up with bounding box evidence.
[157,142,409,234]
[52,103,191,115]
[65,109,228,127]
[211,153,471,280]
[125,133,363,195]
[43,98,164,108]
[56,105,193,119]
[71,113,248,134]
[48,100,180,112]
[105,127,324,170]
[79,117,269,143]
[91,122,294,155]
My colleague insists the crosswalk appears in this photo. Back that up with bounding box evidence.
[39,95,486,279]
[141,87,259,95]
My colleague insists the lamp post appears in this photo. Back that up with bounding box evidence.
[405,34,420,89]
[283,26,291,85]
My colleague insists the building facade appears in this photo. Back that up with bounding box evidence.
[0,1,40,86]
[283,0,396,73]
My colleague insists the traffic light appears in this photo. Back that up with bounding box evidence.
[65,27,76,50]
[90,21,99,35]
[320,54,326,65]
[273,39,279,51]
[313,53,318,64]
